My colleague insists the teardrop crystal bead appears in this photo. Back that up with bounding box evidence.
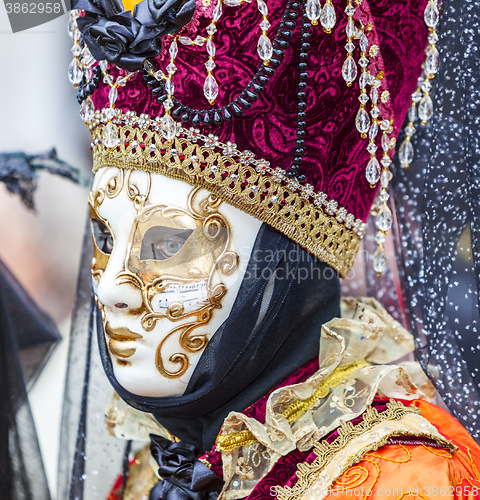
[258,34,273,61]
[320,2,336,30]
[366,157,381,184]
[103,122,118,149]
[342,55,357,84]
[425,46,439,75]
[375,204,393,231]
[398,138,414,167]
[418,94,433,122]
[346,19,356,38]
[369,120,379,140]
[373,245,388,274]
[306,0,321,22]
[204,74,219,103]
[68,59,83,85]
[161,113,177,142]
[355,107,370,134]
[424,1,439,28]
[82,97,94,123]
[257,0,268,16]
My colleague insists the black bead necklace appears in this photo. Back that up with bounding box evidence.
[141,0,303,128]
[76,63,102,104]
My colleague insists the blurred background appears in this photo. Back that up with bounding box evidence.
[0,7,91,498]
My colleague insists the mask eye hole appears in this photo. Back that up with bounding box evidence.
[140,226,193,261]
[92,219,114,255]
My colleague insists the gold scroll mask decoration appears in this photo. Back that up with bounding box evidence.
[89,167,239,378]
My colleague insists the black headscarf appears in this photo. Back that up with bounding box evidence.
[98,224,341,451]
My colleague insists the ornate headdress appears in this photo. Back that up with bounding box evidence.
[69,0,438,277]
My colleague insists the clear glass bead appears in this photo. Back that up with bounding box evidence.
[194,36,206,46]
[344,4,355,16]
[408,104,417,122]
[342,55,357,83]
[260,19,271,31]
[207,38,216,57]
[306,0,321,23]
[381,155,392,167]
[103,122,119,149]
[418,94,434,122]
[258,34,273,61]
[165,78,175,96]
[381,132,390,152]
[375,204,393,231]
[359,34,368,53]
[359,71,368,89]
[369,120,379,140]
[356,107,370,134]
[257,0,268,16]
[108,86,118,105]
[346,19,356,38]
[320,2,336,30]
[169,41,178,59]
[154,70,165,80]
[380,169,391,188]
[358,56,369,68]
[370,87,378,104]
[204,74,219,102]
[206,23,217,35]
[398,138,414,166]
[345,42,355,53]
[103,74,113,85]
[367,142,378,154]
[366,157,381,184]
[424,0,439,28]
[412,89,422,103]
[358,93,369,104]
[68,59,83,85]
[205,59,216,72]
[405,124,416,136]
[370,106,380,119]
[161,113,177,141]
[179,36,193,45]
[425,46,440,75]
[71,43,81,56]
[167,62,177,75]
[375,231,386,244]
[373,245,388,274]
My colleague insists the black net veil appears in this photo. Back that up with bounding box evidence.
[391,0,480,440]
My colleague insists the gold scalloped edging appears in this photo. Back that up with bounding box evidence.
[274,400,457,500]
[90,123,362,277]
[216,360,370,452]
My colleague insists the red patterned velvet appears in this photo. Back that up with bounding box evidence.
[91,0,428,222]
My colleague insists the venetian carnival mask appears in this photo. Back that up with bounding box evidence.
[89,167,262,397]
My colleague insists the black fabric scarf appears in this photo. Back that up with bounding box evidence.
[97,224,341,452]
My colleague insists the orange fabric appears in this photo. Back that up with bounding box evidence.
[325,400,480,500]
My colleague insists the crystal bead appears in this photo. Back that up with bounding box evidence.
[204,74,219,102]
[370,106,380,119]
[424,1,439,28]
[370,87,378,104]
[373,246,387,274]
[379,191,389,202]
[346,19,356,38]
[381,133,389,152]
[67,17,77,38]
[418,94,433,122]
[398,138,414,166]
[421,79,432,92]
[355,107,370,134]
[359,34,368,53]
[412,89,422,103]
[71,43,81,56]
[105,108,115,120]
[161,113,177,141]
[373,78,382,88]
[320,2,336,30]
[224,0,241,5]
[84,66,93,81]
[369,121,379,140]
[206,23,217,35]
[345,42,355,53]
[167,62,177,75]
[73,29,81,42]
[154,70,164,80]
[81,46,94,66]
[103,122,118,149]
[405,124,416,136]
[425,46,439,75]
[381,168,391,188]
[169,41,178,59]
[306,0,321,22]
[342,56,357,83]
[376,204,393,231]
[84,98,95,123]
[358,93,369,104]
[257,0,268,16]
[68,59,83,85]
[194,36,206,46]
[344,4,355,16]
[375,231,386,244]
[103,74,113,85]
[258,34,273,61]
[358,56,369,68]
[428,31,439,44]
[108,86,118,105]
[69,9,80,19]
[367,142,378,154]
[205,59,216,72]
[380,119,390,131]
[408,104,416,122]
[260,19,271,31]
[207,38,216,57]
[165,78,174,96]
[359,71,368,89]
[164,98,174,111]
[179,36,193,45]
[381,155,392,167]
[366,157,381,184]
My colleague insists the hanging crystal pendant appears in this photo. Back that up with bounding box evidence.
[320,0,336,31]
[258,34,273,61]
[375,204,393,231]
[424,0,439,28]
[204,74,219,104]
[373,245,388,274]
[398,138,414,168]
[366,157,381,185]
[68,59,83,85]
[161,113,177,142]
[103,122,119,149]
[425,46,440,75]
[418,94,433,123]
[80,97,95,123]
[355,107,370,135]
[342,56,357,85]
[306,0,321,24]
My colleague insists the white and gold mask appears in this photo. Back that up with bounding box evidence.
[89,167,262,397]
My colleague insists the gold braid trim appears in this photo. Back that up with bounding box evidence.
[274,400,457,500]
[216,360,370,452]
[90,123,363,277]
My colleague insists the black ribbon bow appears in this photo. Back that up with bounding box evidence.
[149,435,223,500]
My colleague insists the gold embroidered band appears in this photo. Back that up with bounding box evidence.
[90,119,365,277]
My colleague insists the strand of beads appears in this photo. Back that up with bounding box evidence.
[257,0,274,64]
[68,10,84,87]
[342,0,357,86]
[204,1,223,104]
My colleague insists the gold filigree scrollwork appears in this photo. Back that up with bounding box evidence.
[115,186,238,378]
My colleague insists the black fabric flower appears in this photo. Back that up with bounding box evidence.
[72,0,196,71]
[149,435,223,500]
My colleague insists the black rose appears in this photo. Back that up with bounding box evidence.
[72,0,196,71]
